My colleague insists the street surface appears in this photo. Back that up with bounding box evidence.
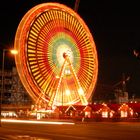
[0,119,140,140]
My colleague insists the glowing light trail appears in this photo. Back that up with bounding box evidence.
[2,119,75,125]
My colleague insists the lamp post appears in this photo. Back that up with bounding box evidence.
[0,49,17,127]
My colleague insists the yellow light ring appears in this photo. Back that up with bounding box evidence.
[14,3,98,106]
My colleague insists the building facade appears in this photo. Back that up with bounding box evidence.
[0,67,32,106]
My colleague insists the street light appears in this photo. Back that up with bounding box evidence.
[0,49,18,127]
[10,49,18,55]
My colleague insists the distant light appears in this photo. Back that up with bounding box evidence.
[56,75,59,79]
[10,49,18,55]
[78,88,84,95]
[66,89,70,95]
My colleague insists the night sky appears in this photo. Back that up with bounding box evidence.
[0,0,140,99]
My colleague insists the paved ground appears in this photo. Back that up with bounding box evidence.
[0,119,140,139]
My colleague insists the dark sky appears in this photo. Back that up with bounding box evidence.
[0,0,140,99]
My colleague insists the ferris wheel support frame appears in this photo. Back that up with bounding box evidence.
[48,53,88,107]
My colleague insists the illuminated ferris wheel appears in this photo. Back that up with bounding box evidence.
[14,3,98,107]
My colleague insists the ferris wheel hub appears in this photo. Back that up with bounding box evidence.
[63,52,68,59]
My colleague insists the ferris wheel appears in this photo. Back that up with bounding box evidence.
[14,3,98,107]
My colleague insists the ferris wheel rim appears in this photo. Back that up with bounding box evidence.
[14,2,98,106]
